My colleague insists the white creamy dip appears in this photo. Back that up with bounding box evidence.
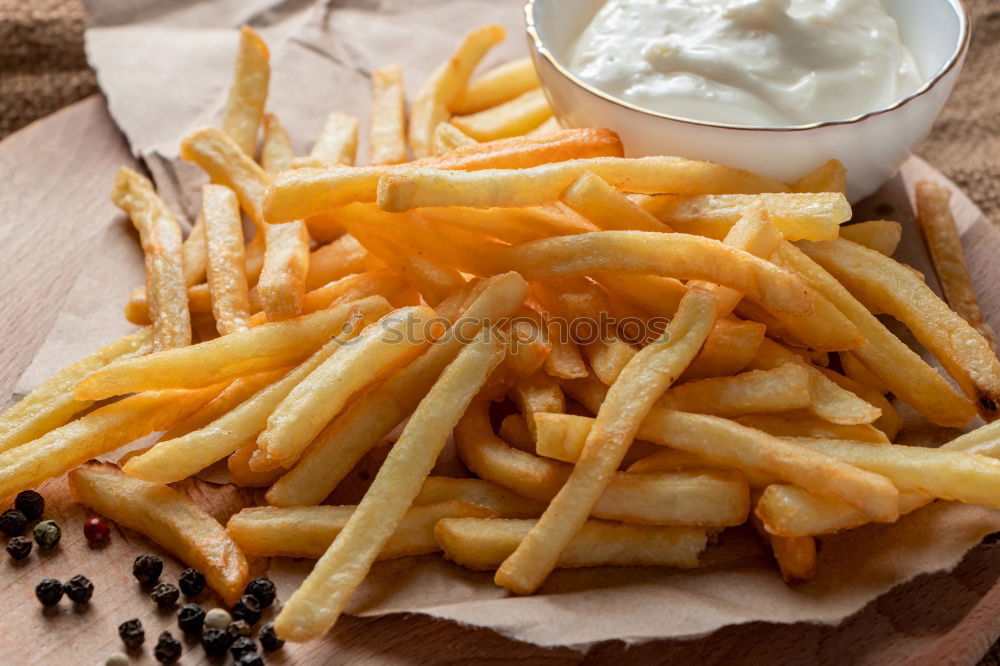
[567,0,923,127]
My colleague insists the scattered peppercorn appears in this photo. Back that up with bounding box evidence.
[203,607,232,630]
[238,653,264,666]
[6,536,32,560]
[230,636,257,660]
[177,603,206,634]
[230,594,261,625]
[83,516,110,543]
[258,622,285,651]
[227,619,252,638]
[104,652,129,666]
[14,490,44,521]
[201,628,233,656]
[244,577,277,608]
[178,567,205,597]
[35,578,63,606]
[118,618,145,651]
[33,520,61,549]
[64,574,94,604]
[150,582,180,609]
[0,509,27,536]
[154,630,182,664]
[132,554,163,585]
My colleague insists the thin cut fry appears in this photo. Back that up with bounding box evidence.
[258,220,310,320]
[414,476,546,518]
[451,88,552,141]
[681,319,765,381]
[370,65,407,165]
[793,159,846,194]
[311,111,360,165]
[735,414,889,443]
[560,171,670,232]
[202,184,251,334]
[261,113,294,174]
[228,440,286,488]
[751,512,817,583]
[183,212,208,287]
[660,364,812,415]
[510,371,564,440]
[839,351,889,394]
[180,126,270,227]
[449,57,540,114]
[221,25,270,157]
[839,220,902,256]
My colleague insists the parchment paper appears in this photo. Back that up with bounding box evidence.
[12,0,1000,650]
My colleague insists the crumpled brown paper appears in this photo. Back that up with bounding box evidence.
[12,0,1000,650]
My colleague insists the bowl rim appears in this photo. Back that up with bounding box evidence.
[524,0,970,133]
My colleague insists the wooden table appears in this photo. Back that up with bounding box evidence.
[3,95,1000,665]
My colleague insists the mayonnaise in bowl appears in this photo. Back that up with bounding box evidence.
[566,0,924,127]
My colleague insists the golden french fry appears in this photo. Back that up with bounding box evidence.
[228,440,285,488]
[583,337,638,385]
[436,518,706,571]
[498,413,535,452]
[778,243,976,427]
[735,414,888,443]
[408,24,506,158]
[183,212,208,287]
[258,306,442,469]
[449,57,540,115]
[274,329,504,641]
[228,501,494,559]
[112,167,192,350]
[839,351,889,394]
[510,370,564,440]
[311,111,359,165]
[661,364,812,415]
[916,181,997,349]
[370,65,407,165]
[0,328,152,453]
[76,296,390,398]
[414,476,546,518]
[560,171,670,232]
[222,25,269,157]
[815,366,900,439]
[201,184,251,334]
[304,233,368,290]
[544,335,589,380]
[432,122,477,156]
[839,220,902,256]
[69,464,248,604]
[451,88,552,141]
[681,319,765,381]
[502,313,551,378]
[265,272,529,507]
[793,159,846,194]
[254,269,410,325]
[734,289,865,353]
[751,512,817,583]
[261,112,294,174]
[258,220,310,321]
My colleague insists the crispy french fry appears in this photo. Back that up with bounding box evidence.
[414,476,546,518]
[370,65,407,165]
[183,212,208,287]
[839,351,889,394]
[112,167,192,350]
[544,335,589,380]
[661,365,812,415]
[408,24,506,158]
[228,440,285,488]
[735,414,888,443]
[681,318,765,381]
[265,273,529,506]
[839,220,902,256]
[751,512,817,583]
[510,370,564,440]
[916,181,997,349]
[222,25,269,157]
[793,159,846,194]
[449,57,540,114]
[583,337,638,385]
[311,111,359,165]
[258,220,310,320]
[498,413,535,452]
[560,171,670,232]
[502,313,551,377]
[202,184,251,334]
[432,122,477,156]
[69,464,248,604]
[0,328,152,453]
[76,296,390,398]
[228,501,494,559]
[451,88,552,141]
[181,126,270,228]
[437,518,706,571]
[815,366,900,439]
[304,233,368,290]
[261,112,294,174]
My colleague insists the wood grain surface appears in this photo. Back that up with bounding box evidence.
[2,95,999,665]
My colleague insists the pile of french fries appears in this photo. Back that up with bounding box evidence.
[4,22,1000,644]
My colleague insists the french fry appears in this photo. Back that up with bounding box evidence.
[456,399,750,526]
[436,518,706,571]
[257,306,442,469]
[800,237,1000,421]
[583,337,639,385]
[839,220,902,256]
[451,88,552,141]
[735,414,889,443]
[255,269,411,324]
[69,464,248,604]
[414,476,546,518]
[595,274,688,319]
[916,181,997,349]
[111,167,192,350]
[76,296,390,398]
[408,24,506,158]
[221,25,269,157]
[495,289,720,594]
[502,313,552,377]
[498,413,535,452]
[182,212,208,287]
[734,288,865,353]
[378,156,791,212]
[0,386,219,498]
[304,233,369,290]
[258,220,310,320]
[228,501,494,559]
[510,371,564,440]
[0,328,152,453]
[311,111,360,165]
[839,351,889,394]
[545,335,589,380]
[265,129,625,221]
[659,364,812,416]
[261,112,294,174]
[228,440,285,488]
[181,127,270,228]
[778,243,976,427]
[201,184,251,335]
[449,57,540,115]
[432,122,477,156]
[560,171,670,232]
[793,159,846,194]
[273,329,504,641]
[815,366,901,439]
[370,65,407,165]
[680,318,765,381]
[751,512,817,583]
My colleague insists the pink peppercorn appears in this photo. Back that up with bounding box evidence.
[84,516,110,543]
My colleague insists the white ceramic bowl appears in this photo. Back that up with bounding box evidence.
[526,0,970,201]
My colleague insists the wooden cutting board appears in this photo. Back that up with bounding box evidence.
[2,95,999,665]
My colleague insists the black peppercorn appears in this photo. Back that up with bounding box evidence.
[230,636,257,659]
[132,554,163,585]
[244,577,276,608]
[150,582,179,609]
[258,622,284,651]
[35,578,63,606]
[201,628,233,656]
[227,619,252,638]
[153,631,182,664]
[176,603,205,635]
[178,567,205,597]
[64,574,94,604]
[33,520,61,549]
[238,653,264,666]
[118,618,145,651]
[6,535,32,560]
[0,509,27,536]
[230,594,261,625]
[14,490,44,521]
